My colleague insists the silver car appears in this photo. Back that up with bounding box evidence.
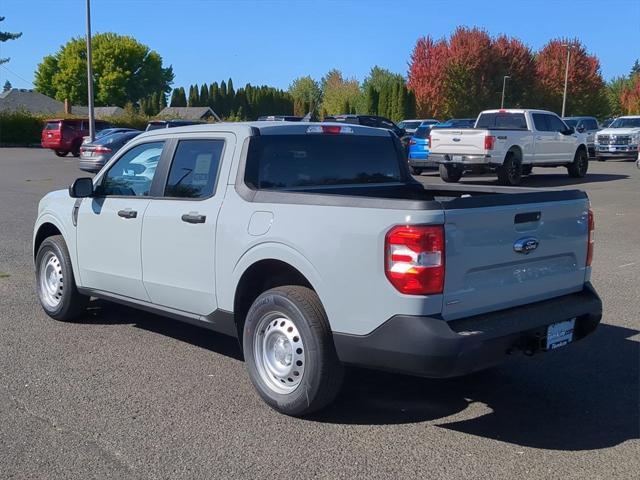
[79,130,141,173]
[563,116,600,158]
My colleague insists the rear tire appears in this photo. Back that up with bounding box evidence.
[567,148,588,178]
[410,167,424,175]
[439,164,462,183]
[35,235,88,321]
[54,150,68,157]
[71,141,81,157]
[496,152,523,186]
[243,286,344,416]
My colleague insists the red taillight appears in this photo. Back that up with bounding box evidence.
[484,135,495,150]
[93,146,112,154]
[586,208,594,266]
[428,134,432,147]
[385,225,445,295]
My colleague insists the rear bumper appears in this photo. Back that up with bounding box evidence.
[430,153,494,165]
[78,155,109,173]
[333,283,602,378]
[408,157,437,168]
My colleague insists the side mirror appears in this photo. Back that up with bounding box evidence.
[576,125,585,133]
[397,128,407,138]
[69,177,94,198]
[563,126,575,135]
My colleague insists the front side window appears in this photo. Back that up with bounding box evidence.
[164,139,225,198]
[547,115,568,132]
[99,141,164,196]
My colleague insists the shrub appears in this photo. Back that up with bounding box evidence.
[0,110,46,145]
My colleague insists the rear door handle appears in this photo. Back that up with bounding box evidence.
[181,213,206,224]
[117,209,137,219]
[536,136,544,140]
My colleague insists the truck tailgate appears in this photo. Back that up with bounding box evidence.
[431,129,487,155]
[441,191,590,320]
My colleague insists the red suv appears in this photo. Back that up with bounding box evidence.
[41,119,110,157]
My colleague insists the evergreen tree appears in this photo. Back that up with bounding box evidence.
[159,91,167,110]
[0,16,22,65]
[2,79,11,92]
[631,59,640,76]
[227,78,235,114]
[188,84,200,107]
[378,84,389,118]
[170,88,184,107]
[199,83,209,108]
[365,85,378,114]
[220,80,228,116]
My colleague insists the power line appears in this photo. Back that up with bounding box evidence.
[0,64,34,87]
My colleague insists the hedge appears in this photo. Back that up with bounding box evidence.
[0,110,151,146]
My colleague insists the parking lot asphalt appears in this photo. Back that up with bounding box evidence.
[0,148,638,479]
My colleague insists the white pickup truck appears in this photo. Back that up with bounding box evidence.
[429,109,589,185]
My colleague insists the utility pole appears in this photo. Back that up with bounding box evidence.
[561,44,573,117]
[501,75,510,108]
[86,0,95,142]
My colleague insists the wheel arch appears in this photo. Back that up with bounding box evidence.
[230,244,326,343]
[505,145,523,162]
[33,216,66,260]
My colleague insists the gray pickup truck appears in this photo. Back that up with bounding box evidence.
[33,122,602,416]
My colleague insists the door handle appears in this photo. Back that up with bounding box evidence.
[181,213,206,224]
[536,136,543,140]
[117,209,137,219]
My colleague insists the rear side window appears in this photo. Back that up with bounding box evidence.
[245,134,402,190]
[476,113,527,130]
[44,122,60,130]
[164,139,224,198]
[585,119,598,130]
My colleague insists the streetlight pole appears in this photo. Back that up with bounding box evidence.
[85,0,95,142]
[501,75,510,108]
[561,44,573,118]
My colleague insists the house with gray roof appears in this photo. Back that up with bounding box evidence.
[0,89,123,118]
[157,106,221,121]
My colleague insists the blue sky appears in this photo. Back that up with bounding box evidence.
[1,0,639,92]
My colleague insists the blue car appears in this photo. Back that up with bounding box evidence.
[407,124,434,174]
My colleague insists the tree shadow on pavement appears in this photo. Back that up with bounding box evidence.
[309,323,639,451]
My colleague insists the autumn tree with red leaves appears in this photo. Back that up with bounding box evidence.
[534,39,609,117]
[620,74,640,114]
[408,28,536,118]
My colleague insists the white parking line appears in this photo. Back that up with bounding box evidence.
[618,262,636,268]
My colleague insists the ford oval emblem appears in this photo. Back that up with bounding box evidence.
[453,137,461,142]
[514,237,539,254]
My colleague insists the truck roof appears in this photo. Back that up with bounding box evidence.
[479,109,557,115]
[136,121,393,139]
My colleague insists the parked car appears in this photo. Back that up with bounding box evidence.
[429,109,589,185]
[436,118,476,129]
[82,127,139,145]
[79,130,142,173]
[145,119,204,131]
[594,116,640,161]
[407,123,435,174]
[398,118,439,135]
[41,119,111,157]
[563,116,599,158]
[601,118,615,128]
[323,114,409,148]
[256,115,304,121]
[34,121,601,416]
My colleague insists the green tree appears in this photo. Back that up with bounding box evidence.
[199,83,209,107]
[377,84,389,117]
[34,33,173,106]
[169,87,186,107]
[3,80,11,92]
[288,76,322,116]
[0,16,22,65]
[320,69,362,116]
[188,84,200,107]
[630,60,640,77]
[606,76,629,117]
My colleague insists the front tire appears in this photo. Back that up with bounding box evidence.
[243,286,344,416]
[439,164,462,183]
[54,150,68,157]
[567,148,589,178]
[35,235,88,321]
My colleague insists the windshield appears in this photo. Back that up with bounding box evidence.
[609,117,640,128]
[245,134,403,190]
[414,126,431,139]
[400,121,422,130]
[476,112,527,130]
